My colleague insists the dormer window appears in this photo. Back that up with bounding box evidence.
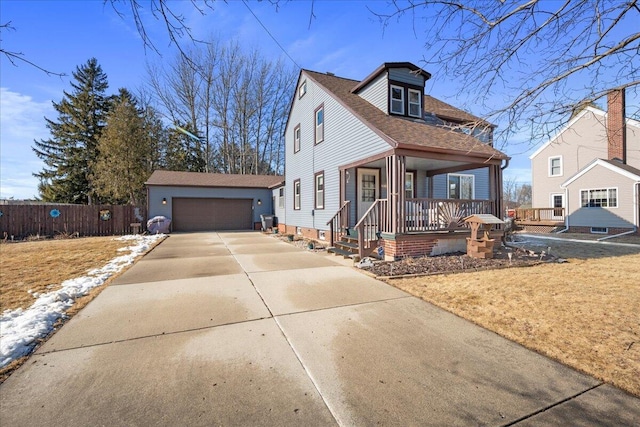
[390,85,404,115]
[408,89,422,118]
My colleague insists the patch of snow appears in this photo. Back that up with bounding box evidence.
[0,234,164,368]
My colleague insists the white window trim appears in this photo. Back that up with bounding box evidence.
[278,187,284,209]
[408,88,422,118]
[447,173,475,199]
[298,80,307,98]
[579,187,618,209]
[405,172,415,199]
[293,125,301,153]
[390,84,404,115]
[315,106,324,144]
[549,155,563,177]
[293,180,301,210]
[315,172,324,209]
[590,227,608,234]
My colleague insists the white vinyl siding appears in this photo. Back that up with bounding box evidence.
[357,72,388,113]
[284,71,392,231]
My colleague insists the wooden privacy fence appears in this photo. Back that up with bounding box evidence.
[0,204,147,239]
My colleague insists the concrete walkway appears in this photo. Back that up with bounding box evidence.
[1,232,638,426]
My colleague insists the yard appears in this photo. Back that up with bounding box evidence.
[0,235,163,380]
[1,233,639,398]
[387,234,640,397]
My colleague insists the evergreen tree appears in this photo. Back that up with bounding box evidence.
[92,89,154,205]
[33,58,109,204]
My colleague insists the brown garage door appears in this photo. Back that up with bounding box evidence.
[172,198,253,231]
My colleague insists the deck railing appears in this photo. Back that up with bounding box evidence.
[403,198,495,233]
[326,201,350,246]
[513,207,564,222]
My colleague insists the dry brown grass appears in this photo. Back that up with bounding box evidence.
[390,252,640,397]
[0,235,163,383]
[0,236,134,312]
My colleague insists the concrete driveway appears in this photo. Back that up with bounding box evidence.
[1,231,638,426]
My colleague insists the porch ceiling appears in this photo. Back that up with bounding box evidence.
[360,157,468,172]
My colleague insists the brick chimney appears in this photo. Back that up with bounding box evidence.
[607,88,626,163]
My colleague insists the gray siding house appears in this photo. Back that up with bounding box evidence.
[147,171,283,232]
[528,89,640,235]
[278,62,509,259]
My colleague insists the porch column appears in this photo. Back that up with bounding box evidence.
[386,154,406,234]
[488,164,503,217]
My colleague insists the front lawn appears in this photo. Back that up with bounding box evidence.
[389,250,640,397]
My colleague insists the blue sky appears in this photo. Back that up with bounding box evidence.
[0,0,604,199]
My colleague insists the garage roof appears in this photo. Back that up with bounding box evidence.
[146,170,284,189]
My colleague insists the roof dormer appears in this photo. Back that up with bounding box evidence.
[351,62,431,118]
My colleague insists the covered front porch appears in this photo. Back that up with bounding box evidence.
[327,152,506,259]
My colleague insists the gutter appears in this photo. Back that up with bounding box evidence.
[556,185,570,233]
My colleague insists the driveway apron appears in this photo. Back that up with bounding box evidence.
[1,231,638,426]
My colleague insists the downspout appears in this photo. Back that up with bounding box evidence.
[556,185,570,233]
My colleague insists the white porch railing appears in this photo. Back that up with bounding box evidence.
[326,201,350,246]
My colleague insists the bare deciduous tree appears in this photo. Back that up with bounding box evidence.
[1,21,65,76]
[145,40,295,175]
[503,176,532,209]
[373,0,640,147]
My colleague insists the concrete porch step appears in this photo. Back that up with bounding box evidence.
[327,247,357,259]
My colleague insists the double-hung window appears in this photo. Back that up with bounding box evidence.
[390,85,404,115]
[298,80,307,98]
[315,105,324,144]
[293,179,301,210]
[448,174,475,199]
[549,156,562,177]
[581,188,617,208]
[405,172,415,199]
[294,124,301,153]
[315,172,324,209]
[278,187,284,208]
[408,89,422,118]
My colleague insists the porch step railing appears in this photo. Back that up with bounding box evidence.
[326,201,350,246]
[354,199,388,259]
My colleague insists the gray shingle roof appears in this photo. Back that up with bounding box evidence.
[305,70,507,161]
[146,170,284,189]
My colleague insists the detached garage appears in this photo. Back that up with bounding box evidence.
[146,170,284,232]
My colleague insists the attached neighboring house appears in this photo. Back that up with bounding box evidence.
[146,170,283,231]
[528,89,640,235]
[273,62,509,259]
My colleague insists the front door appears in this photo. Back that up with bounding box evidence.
[357,168,379,219]
[551,193,564,219]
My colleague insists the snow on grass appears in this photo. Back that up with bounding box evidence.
[0,234,164,368]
